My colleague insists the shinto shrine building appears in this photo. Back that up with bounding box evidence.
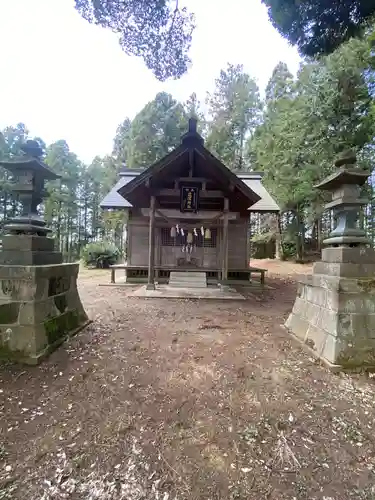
[100,119,279,289]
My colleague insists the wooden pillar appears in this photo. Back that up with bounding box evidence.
[221,198,229,284]
[155,226,160,283]
[147,195,156,290]
[248,212,251,268]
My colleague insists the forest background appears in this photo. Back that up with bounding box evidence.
[1,26,375,262]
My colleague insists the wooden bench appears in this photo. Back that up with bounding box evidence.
[110,264,128,284]
[248,266,267,285]
[109,265,167,284]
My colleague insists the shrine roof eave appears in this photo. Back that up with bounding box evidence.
[196,147,261,206]
[0,158,61,180]
[248,206,280,213]
[117,144,185,199]
[118,144,261,207]
[240,176,280,212]
[100,175,135,208]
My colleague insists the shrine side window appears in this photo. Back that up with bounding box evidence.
[161,228,217,248]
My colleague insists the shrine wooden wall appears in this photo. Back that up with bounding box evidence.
[127,215,149,266]
[127,211,249,270]
[228,218,249,269]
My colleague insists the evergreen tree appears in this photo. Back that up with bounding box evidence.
[44,140,81,256]
[112,118,131,165]
[262,0,375,57]
[183,93,207,136]
[250,35,375,259]
[127,92,188,168]
[206,64,262,170]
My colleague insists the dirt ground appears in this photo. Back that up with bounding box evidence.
[1,260,375,500]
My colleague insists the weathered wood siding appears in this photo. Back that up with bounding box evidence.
[228,218,248,269]
[127,212,248,270]
[128,215,149,266]
[160,246,182,267]
[202,247,219,268]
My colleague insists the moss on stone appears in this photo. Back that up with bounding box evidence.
[305,338,315,349]
[44,309,80,345]
[54,295,67,313]
[337,347,375,369]
[0,342,24,362]
[0,303,19,324]
[357,279,375,293]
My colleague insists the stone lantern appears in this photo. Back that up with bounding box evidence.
[285,151,375,369]
[315,150,370,247]
[0,140,89,364]
[0,140,62,265]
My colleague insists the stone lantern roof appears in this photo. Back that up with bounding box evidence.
[0,140,60,180]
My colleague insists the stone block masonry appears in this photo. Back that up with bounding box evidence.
[0,263,89,364]
[285,272,375,368]
[285,151,375,370]
[0,234,63,265]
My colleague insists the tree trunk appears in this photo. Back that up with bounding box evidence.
[275,213,282,259]
[295,208,304,262]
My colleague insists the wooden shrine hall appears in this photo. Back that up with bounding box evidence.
[100,118,279,289]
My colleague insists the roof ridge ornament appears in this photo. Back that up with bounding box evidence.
[181,117,204,146]
[188,117,197,133]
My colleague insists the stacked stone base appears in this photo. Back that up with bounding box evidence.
[0,235,62,265]
[0,263,89,364]
[285,247,375,369]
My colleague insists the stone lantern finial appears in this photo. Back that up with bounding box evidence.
[21,140,44,159]
[334,149,357,168]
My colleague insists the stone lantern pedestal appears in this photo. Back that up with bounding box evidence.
[0,141,89,364]
[285,152,375,370]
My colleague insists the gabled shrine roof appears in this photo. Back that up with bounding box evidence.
[100,120,280,213]
[118,148,260,209]
[100,169,280,212]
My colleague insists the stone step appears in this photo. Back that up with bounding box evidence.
[170,272,206,279]
[168,282,207,288]
[169,271,207,289]
[171,271,206,279]
[169,276,206,283]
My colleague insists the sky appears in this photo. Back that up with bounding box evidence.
[0,0,300,163]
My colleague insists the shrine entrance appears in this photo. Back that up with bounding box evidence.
[159,225,218,270]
